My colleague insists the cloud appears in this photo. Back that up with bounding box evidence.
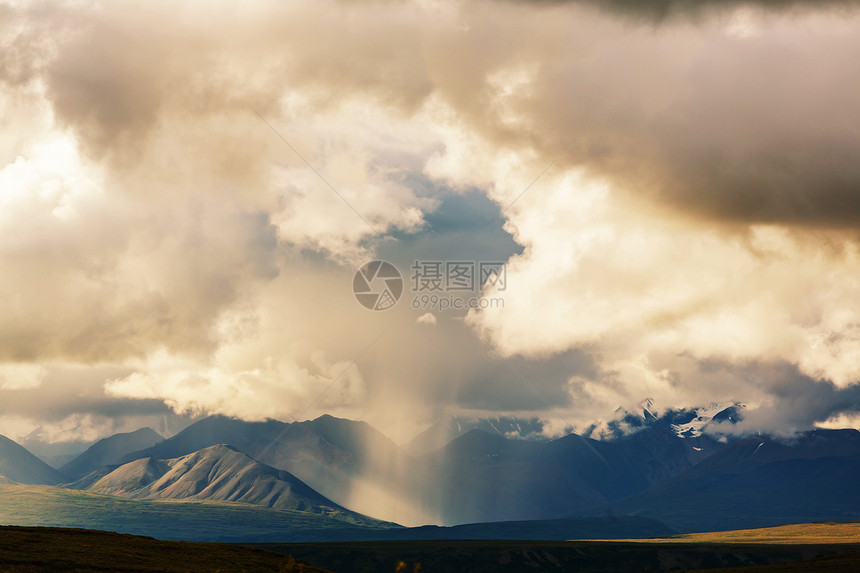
[0,363,193,443]
[464,164,860,434]
[416,313,438,326]
[704,363,860,436]
[427,5,860,229]
[0,0,441,365]
[0,364,45,390]
[469,168,860,385]
[2,0,860,448]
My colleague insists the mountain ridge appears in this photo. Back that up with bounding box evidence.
[80,443,384,524]
[5,407,859,533]
[0,434,69,485]
[599,428,860,532]
[60,427,163,480]
[117,414,415,523]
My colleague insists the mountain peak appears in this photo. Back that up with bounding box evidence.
[669,403,744,438]
[60,427,164,480]
[190,443,239,454]
[639,398,657,417]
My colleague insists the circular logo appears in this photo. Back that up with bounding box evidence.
[353,260,403,311]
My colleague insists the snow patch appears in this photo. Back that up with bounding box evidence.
[670,402,738,438]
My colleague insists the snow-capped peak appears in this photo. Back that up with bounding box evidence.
[670,402,743,438]
[639,398,658,421]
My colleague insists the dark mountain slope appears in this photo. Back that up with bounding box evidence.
[428,423,724,524]
[119,416,283,463]
[60,427,163,480]
[0,434,68,485]
[604,429,860,532]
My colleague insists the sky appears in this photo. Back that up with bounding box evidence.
[1,0,860,446]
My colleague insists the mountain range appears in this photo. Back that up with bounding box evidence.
[424,417,724,523]
[1,403,859,541]
[602,428,860,532]
[107,413,414,522]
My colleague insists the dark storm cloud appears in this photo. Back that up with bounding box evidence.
[520,0,860,21]
[466,13,860,229]
[699,361,860,434]
[12,3,281,164]
[637,39,860,228]
[0,367,166,421]
[751,366,860,428]
[9,0,860,234]
[0,364,198,443]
